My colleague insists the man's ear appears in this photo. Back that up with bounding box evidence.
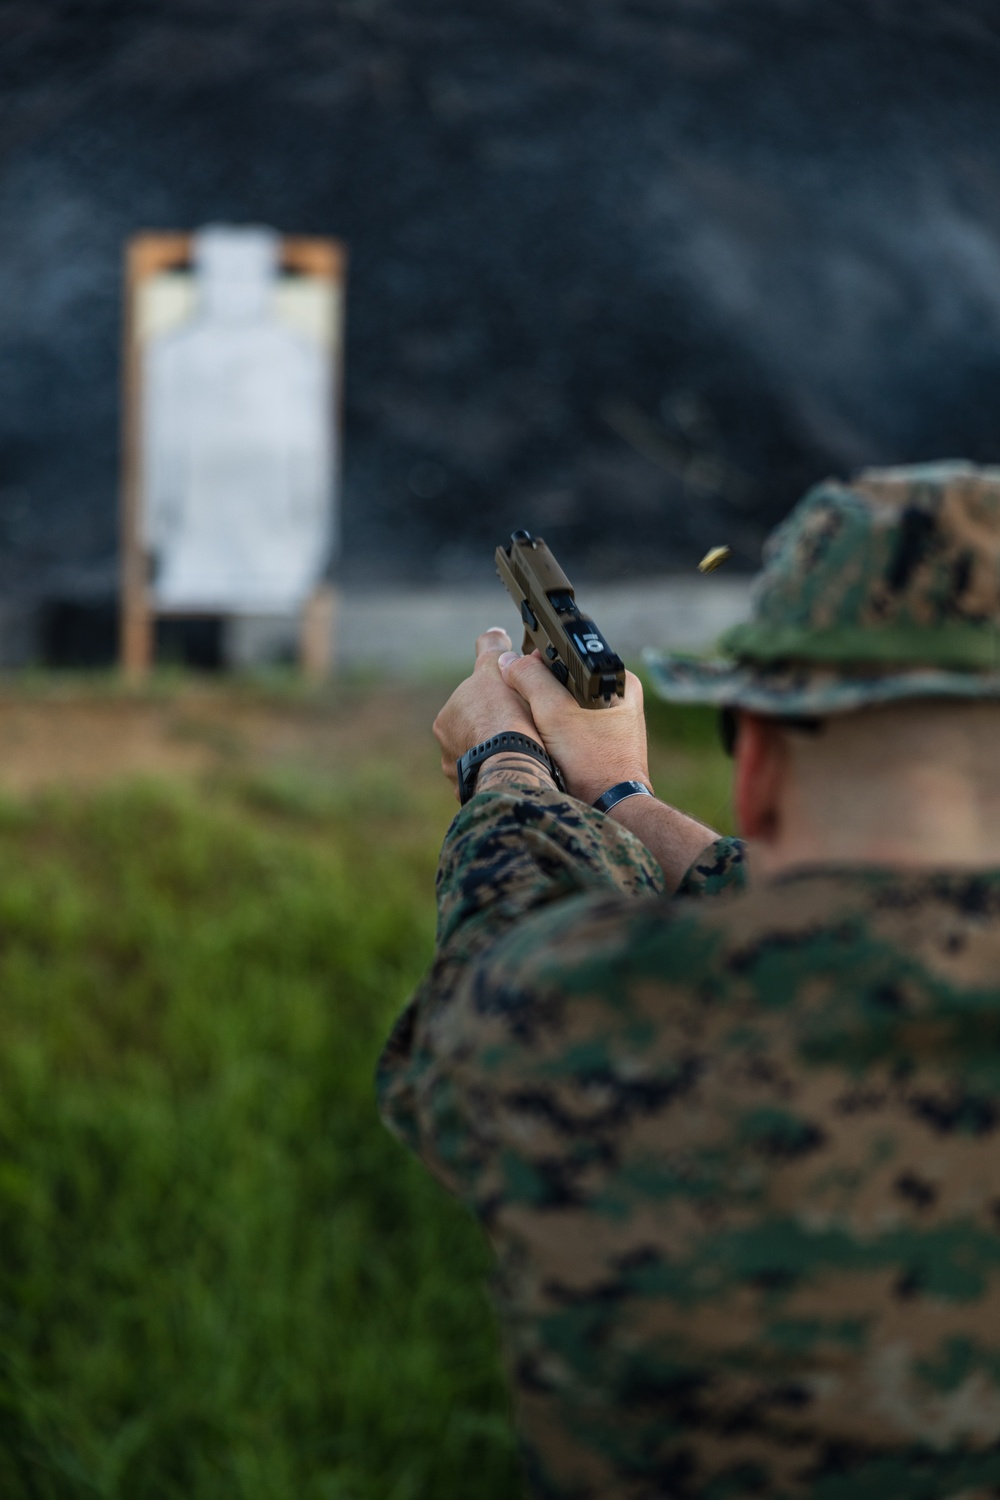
[734,713,787,842]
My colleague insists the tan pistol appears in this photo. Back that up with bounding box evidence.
[495,530,625,709]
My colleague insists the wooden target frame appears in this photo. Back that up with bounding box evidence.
[120,231,347,678]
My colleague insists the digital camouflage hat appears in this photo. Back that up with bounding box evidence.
[644,461,1000,715]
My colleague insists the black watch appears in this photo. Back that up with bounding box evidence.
[456,732,566,805]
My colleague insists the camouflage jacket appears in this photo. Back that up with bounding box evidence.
[377,787,1000,1499]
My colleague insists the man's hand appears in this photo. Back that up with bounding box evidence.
[433,631,718,889]
[498,650,652,806]
[433,628,539,796]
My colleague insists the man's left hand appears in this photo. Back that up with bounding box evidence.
[433,628,539,797]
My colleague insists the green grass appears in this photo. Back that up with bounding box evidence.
[0,706,731,1499]
[642,684,735,837]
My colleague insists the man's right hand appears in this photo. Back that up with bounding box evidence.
[497,650,652,806]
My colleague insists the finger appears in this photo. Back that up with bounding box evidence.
[622,669,644,707]
[474,627,512,669]
[498,649,577,713]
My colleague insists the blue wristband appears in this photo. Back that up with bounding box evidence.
[592,780,653,814]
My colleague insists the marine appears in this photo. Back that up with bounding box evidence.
[377,462,1000,1498]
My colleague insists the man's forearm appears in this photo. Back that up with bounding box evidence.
[476,756,720,895]
[608,794,720,895]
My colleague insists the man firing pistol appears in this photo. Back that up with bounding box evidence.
[378,462,1000,1499]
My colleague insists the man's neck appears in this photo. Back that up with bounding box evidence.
[755,770,1000,879]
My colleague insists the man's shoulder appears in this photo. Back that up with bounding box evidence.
[698,862,1000,941]
[650,862,1000,967]
[484,864,1000,1013]
[676,836,748,899]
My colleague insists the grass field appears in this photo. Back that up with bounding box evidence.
[0,678,732,1499]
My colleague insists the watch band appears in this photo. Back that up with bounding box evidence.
[592,780,653,814]
[456,732,566,806]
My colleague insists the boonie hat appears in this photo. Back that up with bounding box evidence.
[644,461,1000,716]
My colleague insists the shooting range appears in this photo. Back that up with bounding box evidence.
[2,6,1000,1498]
[3,4,1000,669]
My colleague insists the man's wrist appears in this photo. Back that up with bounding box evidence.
[574,773,653,806]
[458,731,564,803]
[475,752,558,795]
[606,786,659,823]
[592,780,654,814]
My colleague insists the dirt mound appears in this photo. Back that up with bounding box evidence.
[0,680,449,795]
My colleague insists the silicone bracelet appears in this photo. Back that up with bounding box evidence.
[592,780,653,814]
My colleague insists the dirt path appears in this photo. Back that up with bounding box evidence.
[0,680,453,795]
[0,678,729,838]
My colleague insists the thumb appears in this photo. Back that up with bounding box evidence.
[498,650,572,714]
[473,626,512,672]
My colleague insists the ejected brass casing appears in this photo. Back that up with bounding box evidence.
[495,531,625,709]
[698,545,732,573]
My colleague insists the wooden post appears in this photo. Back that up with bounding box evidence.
[283,237,347,680]
[119,232,191,679]
[119,237,152,678]
[300,584,337,681]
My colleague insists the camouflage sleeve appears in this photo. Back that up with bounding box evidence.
[675,834,748,898]
[376,786,665,1181]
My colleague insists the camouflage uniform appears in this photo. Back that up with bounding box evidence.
[378,463,1000,1498]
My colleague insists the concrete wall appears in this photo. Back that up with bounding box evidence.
[224,576,754,675]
